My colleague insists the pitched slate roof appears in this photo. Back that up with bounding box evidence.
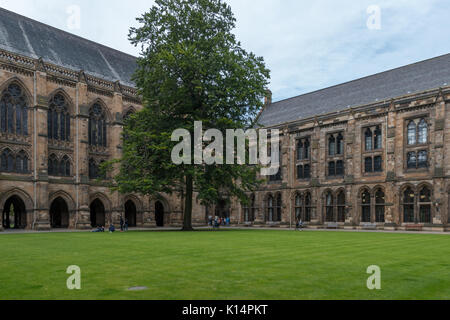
[259,53,450,127]
[0,7,137,86]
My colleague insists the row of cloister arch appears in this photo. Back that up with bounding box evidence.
[244,183,449,225]
[0,189,169,230]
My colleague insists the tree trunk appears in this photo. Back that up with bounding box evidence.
[182,174,194,231]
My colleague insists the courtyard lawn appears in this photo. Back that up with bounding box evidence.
[0,229,449,300]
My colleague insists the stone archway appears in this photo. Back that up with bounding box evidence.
[50,197,69,228]
[155,201,165,227]
[90,199,106,228]
[2,195,27,229]
[125,200,137,227]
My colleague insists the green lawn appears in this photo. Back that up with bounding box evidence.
[0,230,449,300]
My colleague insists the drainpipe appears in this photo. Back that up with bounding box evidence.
[32,71,37,230]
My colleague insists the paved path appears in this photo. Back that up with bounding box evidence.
[0,226,448,235]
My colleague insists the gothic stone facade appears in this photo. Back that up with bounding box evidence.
[236,90,450,232]
[0,48,211,231]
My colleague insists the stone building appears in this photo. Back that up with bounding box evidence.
[1,8,449,233]
[0,8,210,231]
[238,54,450,232]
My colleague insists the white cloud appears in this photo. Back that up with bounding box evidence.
[1,0,450,101]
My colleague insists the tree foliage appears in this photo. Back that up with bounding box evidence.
[110,0,270,230]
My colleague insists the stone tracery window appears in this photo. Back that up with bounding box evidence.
[0,83,28,136]
[89,103,107,147]
[48,93,70,141]
[0,148,29,173]
[295,192,312,222]
[48,154,71,177]
[405,118,429,171]
[361,189,371,223]
[375,189,385,223]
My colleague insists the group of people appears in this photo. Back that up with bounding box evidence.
[208,216,230,229]
[91,216,129,233]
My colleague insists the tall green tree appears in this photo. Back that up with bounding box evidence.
[111,0,270,230]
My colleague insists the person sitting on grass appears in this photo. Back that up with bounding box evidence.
[109,224,115,233]
[92,225,104,233]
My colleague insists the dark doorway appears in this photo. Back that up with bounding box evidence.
[90,199,105,228]
[125,200,137,227]
[50,197,69,228]
[2,196,27,229]
[215,199,229,219]
[155,201,164,227]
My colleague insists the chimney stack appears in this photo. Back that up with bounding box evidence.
[264,89,272,106]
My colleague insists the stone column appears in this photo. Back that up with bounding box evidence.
[33,66,50,231]
[431,94,446,227]
[75,73,91,229]
[385,103,398,229]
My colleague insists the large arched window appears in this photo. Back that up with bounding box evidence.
[403,187,415,223]
[267,195,274,222]
[375,189,385,223]
[325,192,334,222]
[295,193,303,221]
[0,83,28,136]
[15,150,28,174]
[89,158,98,179]
[337,191,346,222]
[0,149,13,172]
[419,187,431,223]
[0,149,29,173]
[361,190,371,223]
[243,194,256,223]
[295,192,312,222]
[60,155,71,177]
[48,94,70,141]
[275,193,282,222]
[89,103,107,147]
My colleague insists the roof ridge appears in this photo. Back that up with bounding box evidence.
[0,6,138,60]
[270,52,450,106]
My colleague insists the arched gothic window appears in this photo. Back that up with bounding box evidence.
[60,155,71,177]
[419,187,431,223]
[89,103,107,147]
[0,149,29,173]
[325,192,334,222]
[243,194,256,223]
[361,190,371,223]
[0,83,28,136]
[267,195,274,222]
[375,189,385,223]
[337,191,346,222]
[295,192,312,222]
[48,94,70,141]
[15,150,28,173]
[89,158,98,179]
[295,193,303,221]
[403,187,415,223]
[275,194,282,222]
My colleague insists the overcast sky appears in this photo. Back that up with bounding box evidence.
[1,0,450,102]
